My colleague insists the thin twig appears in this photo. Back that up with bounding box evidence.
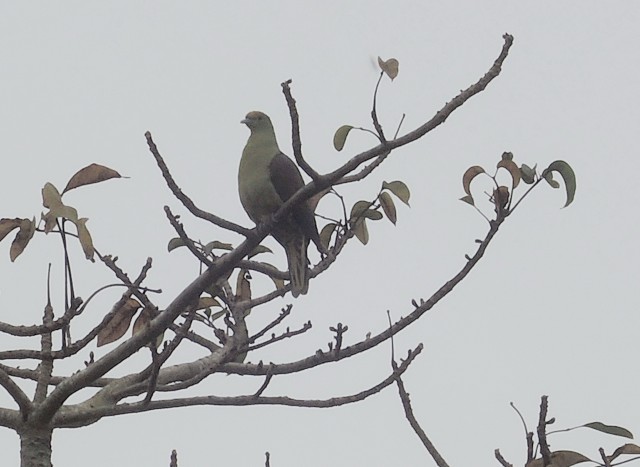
[510,401,535,463]
[252,372,273,398]
[395,356,449,467]
[494,449,514,467]
[281,79,320,181]
[537,395,552,466]
[53,344,423,427]
[164,206,213,267]
[0,369,31,419]
[371,72,387,142]
[599,447,611,467]
[145,131,251,236]
[248,306,292,344]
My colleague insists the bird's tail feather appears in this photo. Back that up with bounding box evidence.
[286,238,309,297]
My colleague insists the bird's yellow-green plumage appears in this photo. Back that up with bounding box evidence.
[238,111,323,297]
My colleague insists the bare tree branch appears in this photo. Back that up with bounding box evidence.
[34,272,54,403]
[145,131,251,236]
[53,344,422,427]
[0,369,31,420]
[494,449,514,467]
[537,395,552,466]
[165,206,213,267]
[222,216,504,377]
[281,79,320,181]
[396,369,449,467]
[2,34,515,440]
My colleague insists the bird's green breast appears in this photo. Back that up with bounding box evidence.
[238,133,283,223]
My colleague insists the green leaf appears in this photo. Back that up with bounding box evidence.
[363,209,383,221]
[167,237,185,252]
[254,261,286,291]
[352,218,369,245]
[462,166,485,196]
[583,422,633,439]
[497,159,521,189]
[543,160,576,207]
[526,451,590,467]
[543,170,560,189]
[269,275,286,291]
[42,182,62,209]
[520,164,536,184]
[382,180,410,206]
[459,195,475,206]
[333,125,354,151]
[76,218,95,261]
[609,443,640,462]
[209,309,227,322]
[350,200,372,220]
[46,203,79,224]
[319,223,337,251]
[379,192,397,225]
[203,241,234,255]
[196,297,222,310]
[248,244,273,259]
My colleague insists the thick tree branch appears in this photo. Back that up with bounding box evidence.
[53,344,422,427]
[7,34,513,431]
[0,407,20,429]
[30,227,268,424]
[222,216,503,377]
[276,34,513,216]
[0,369,31,419]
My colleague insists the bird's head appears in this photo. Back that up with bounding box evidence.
[241,111,273,133]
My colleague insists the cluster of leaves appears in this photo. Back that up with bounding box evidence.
[162,237,276,331]
[526,420,639,467]
[461,152,576,217]
[96,298,161,347]
[0,163,122,262]
[319,180,410,248]
[333,55,399,152]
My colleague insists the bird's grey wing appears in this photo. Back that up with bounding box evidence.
[269,152,323,252]
[269,152,305,201]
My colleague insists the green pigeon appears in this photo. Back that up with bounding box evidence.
[238,111,323,297]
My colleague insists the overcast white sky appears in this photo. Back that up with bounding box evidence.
[0,2,639,466]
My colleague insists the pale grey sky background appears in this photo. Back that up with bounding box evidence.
[0,2,639,466]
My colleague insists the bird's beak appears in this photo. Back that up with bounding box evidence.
[240,118,249,125]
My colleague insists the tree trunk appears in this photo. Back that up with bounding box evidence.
[19,426,53,467]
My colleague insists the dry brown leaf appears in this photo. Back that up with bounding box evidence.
[97,298,141,347]
[10,218,35,262]
[0,218,23,243]
[132,307,163,348]
[63,163,122,194]
[377,57,399,80]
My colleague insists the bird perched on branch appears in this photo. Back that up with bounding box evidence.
[238,111,323,297]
